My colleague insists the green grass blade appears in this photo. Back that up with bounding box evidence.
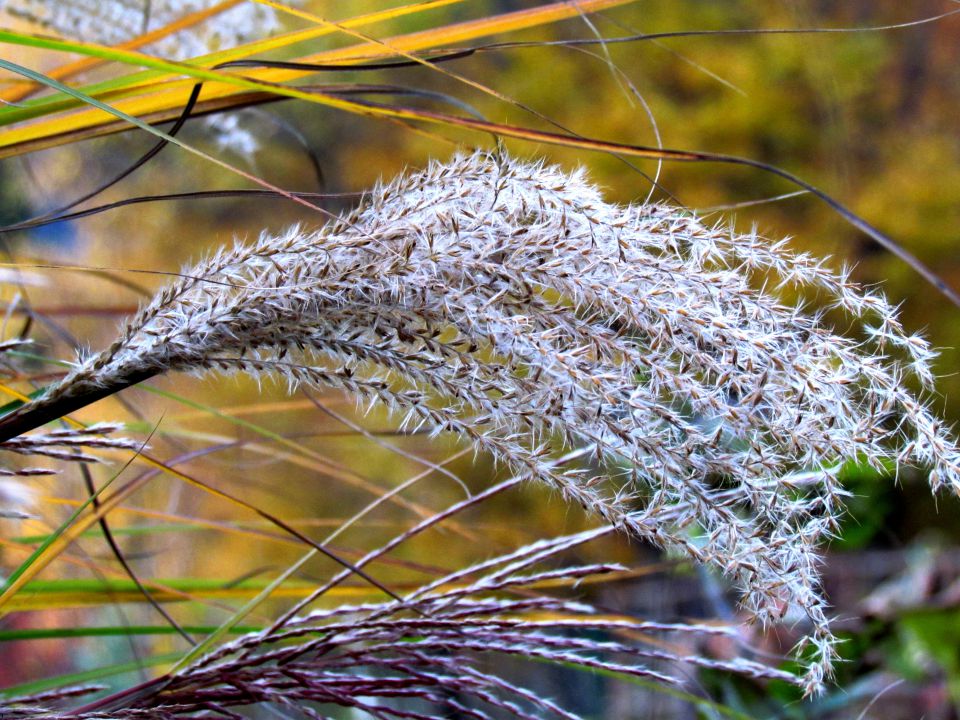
[0,652,180,698]
[0,625,259,642]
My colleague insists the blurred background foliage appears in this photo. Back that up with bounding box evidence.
[0,1,959,717]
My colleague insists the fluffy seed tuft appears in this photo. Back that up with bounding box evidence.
[12,151,960,693]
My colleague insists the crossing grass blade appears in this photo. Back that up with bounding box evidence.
[0,0,638,155]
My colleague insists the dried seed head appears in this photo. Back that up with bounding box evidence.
[16,151,960,693]
[1,423,140,464]
[0,531,797,718]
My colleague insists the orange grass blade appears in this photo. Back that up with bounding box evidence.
[0,0,469,104]
[0,444,158,613]
[41,497,409,548]
[0,0,245,103]
[253,0,581,144]
[0,0,638,156]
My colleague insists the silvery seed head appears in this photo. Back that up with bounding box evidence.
[12,150,960,694]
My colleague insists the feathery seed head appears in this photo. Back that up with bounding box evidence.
[15,151,960,693]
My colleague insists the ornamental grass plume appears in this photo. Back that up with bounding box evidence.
[2,150,959,694]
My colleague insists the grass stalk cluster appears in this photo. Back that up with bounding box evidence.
[3,151,958,700]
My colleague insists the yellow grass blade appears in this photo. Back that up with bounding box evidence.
[253,0,564,137]
[0,449,174,614]
[194,0,471,67]
[40,497,458,583]
[0,538,245,615]
[0,0,468,112]
[2,576,384,613]
[0,0,246,103]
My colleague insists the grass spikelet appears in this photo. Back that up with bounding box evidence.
[3,150,958,694]
[2,531,797,718]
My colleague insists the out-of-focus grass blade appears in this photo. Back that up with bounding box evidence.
[170,547,320,671]
[0,536,243,612]
[0,427,317,615]
[198,0,471,67]
[0,0,472,122]
[0,475,121,603]
[4,577,385,612]
[140,384,474,531]
[0,429,156,613]
[10,518,391,545]
[0,34,377,126]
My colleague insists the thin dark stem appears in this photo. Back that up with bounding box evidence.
[71,674,173,716]
[79,461,197,646]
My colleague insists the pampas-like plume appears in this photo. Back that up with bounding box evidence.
[3,150,959,692]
